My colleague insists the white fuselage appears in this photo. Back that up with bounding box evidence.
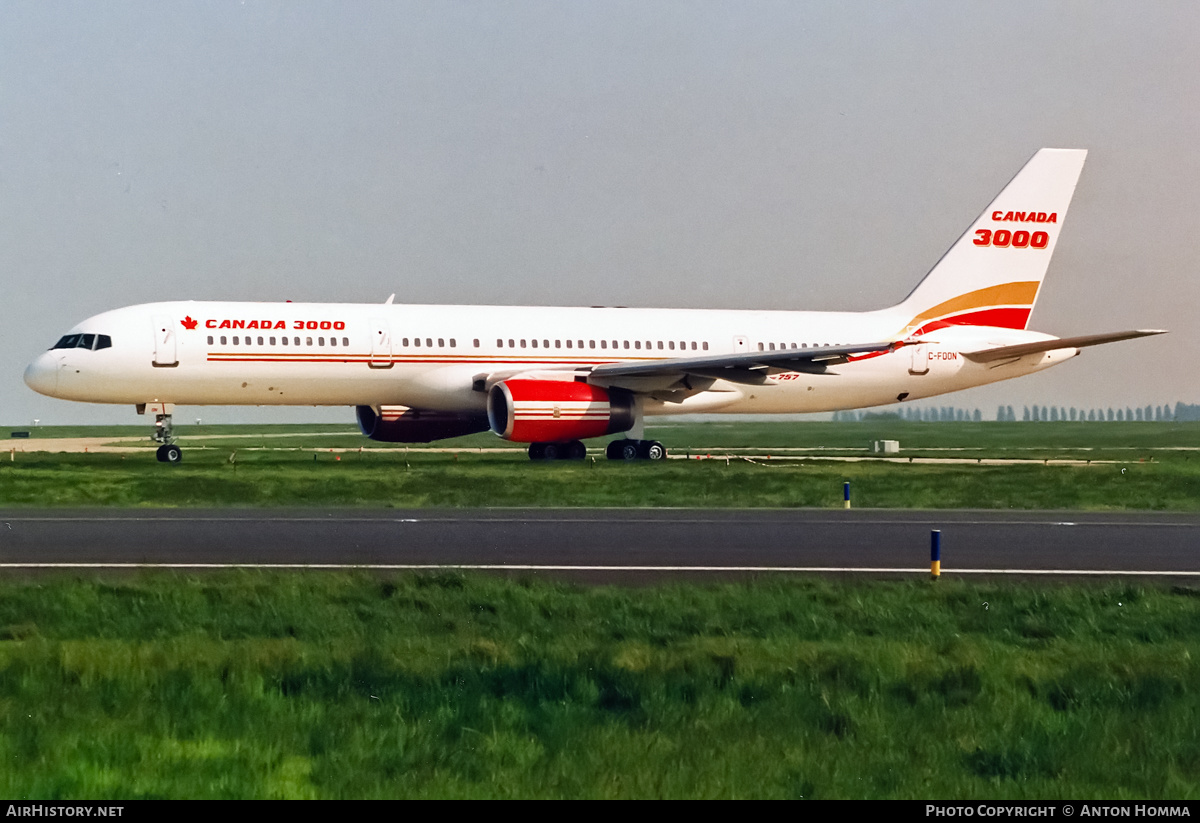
[24,300,1074,417]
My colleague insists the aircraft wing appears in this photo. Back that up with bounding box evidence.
[961,330,1166,363]
[587,340,900,386]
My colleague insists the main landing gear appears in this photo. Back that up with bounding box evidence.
[606,439,667,461]
[528,440,588,461]
[526,439,667,461]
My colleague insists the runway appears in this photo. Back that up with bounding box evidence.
[1,508,1198,582]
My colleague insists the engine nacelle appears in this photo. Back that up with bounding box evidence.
[356,405,489,443]
[487,379,635,442]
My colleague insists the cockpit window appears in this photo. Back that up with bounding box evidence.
[52,333,112,351]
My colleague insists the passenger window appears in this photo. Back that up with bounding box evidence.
[343,338,349,346]
[207,336,214,345]
[221,336,228,345]
[270,337,276,345]
[566,340,572,349]
[426,338,432,347]
[258,336,264,345]
[438,338,444,347]
[531,339,538,349]
[600,340,607,349]
[281,337,288,346]
[329,337,336,347]
[233,336,240,345]
[669,341,675,350]
[306,337,313,346]
[509,339,515,348]
[702,342,709,351]
[450,339,456,348]
[318,337,325,346]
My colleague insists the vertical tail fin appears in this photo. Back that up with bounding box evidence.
[895,148,1087,336]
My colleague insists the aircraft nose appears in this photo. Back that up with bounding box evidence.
[23,352,59,396]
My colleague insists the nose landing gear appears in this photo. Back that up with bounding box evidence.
[137,402,183,463]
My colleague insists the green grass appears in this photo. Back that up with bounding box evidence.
[1,572,1199,799]
[7,419,1200,454]
[2,443,1199,509]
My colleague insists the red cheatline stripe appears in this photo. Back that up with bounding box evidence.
[912,307,1032,335]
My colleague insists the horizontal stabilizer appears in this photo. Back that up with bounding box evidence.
[961,329,1167,363]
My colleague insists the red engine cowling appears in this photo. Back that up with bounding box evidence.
[356,405,489,443]
[487,380,635,442]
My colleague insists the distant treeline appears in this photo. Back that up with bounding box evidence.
[833,403,1200,422]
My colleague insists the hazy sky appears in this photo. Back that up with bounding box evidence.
[2,1,1196,425]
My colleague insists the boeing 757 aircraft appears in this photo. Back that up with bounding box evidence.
[24,149,1163,462]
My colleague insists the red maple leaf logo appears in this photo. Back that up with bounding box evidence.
[181,316,198,330]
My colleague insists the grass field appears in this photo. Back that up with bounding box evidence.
[2,421,1199,509]
[1,572,1198,799]
[7,419,1200,454]
[3,422,1198,799]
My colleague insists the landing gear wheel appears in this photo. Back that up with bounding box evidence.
[565,440,587,460]
[642,440,666,460]
[606,439,667,461]
[541,442,561,461]
[156,444,182,464]
[528,443,547,461]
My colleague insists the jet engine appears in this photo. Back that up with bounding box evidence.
[487,379,635,442]
[356,405,489,443]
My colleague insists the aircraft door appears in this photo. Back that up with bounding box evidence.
[909,344,930,375]
[369,318,393,369]
[152,315,178,367]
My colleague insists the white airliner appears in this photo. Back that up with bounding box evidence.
[25,148,1163,462]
